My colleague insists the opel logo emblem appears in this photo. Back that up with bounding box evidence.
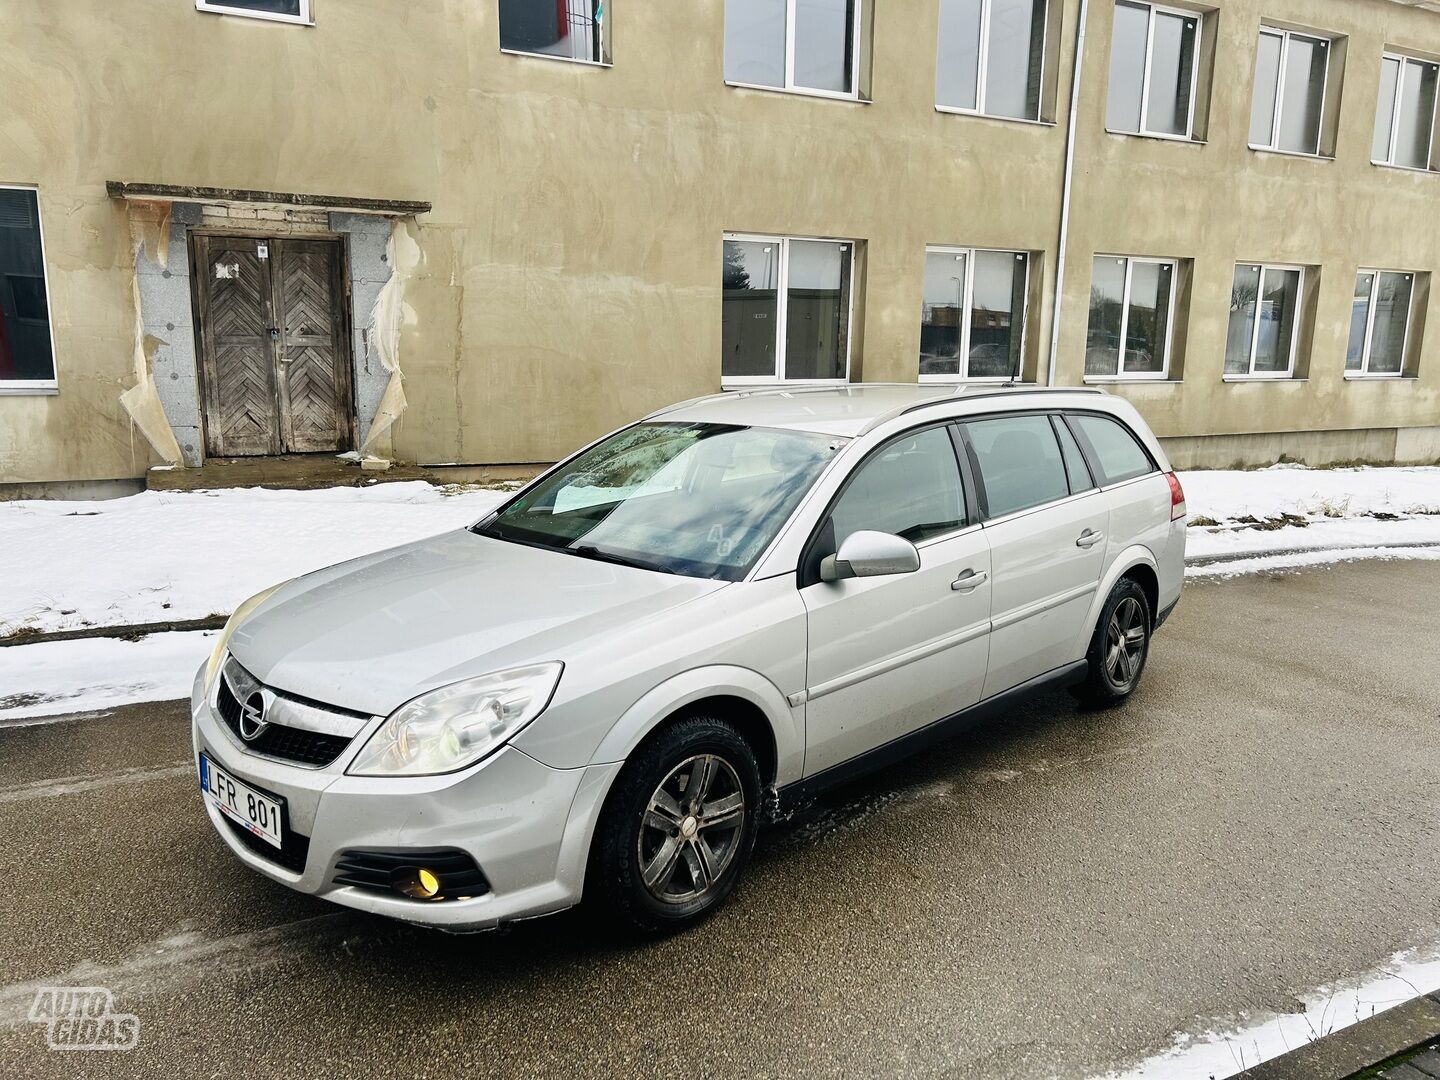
[239,691,268,742]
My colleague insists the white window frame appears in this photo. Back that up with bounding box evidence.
[1107,0,1204,142]
[196,0,313,25]
[1226,262,1306,380]
[1083,255,1177,382]
[722,233,855,387]
[0,184,59,396]
[499,0,611,67]
[1348,268,1415,378]
[935,0,1050,122]
[725,0,865,102]
[1373,52,1440,170]
[1249,27,1331,157]
[919,245,1030,384]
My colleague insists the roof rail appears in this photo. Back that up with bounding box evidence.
[642,382,931,422]
[858,384,1106,435]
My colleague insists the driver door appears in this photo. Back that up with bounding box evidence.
[798,425,992,778]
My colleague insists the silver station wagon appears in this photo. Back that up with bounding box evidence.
[193,385,1186,933]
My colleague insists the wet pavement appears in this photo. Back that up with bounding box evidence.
[1,559,1438,1079]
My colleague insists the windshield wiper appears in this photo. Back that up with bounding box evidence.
[569,544,668,574]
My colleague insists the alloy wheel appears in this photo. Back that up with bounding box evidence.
[1105,596,1147,690]
[637,754,746,906]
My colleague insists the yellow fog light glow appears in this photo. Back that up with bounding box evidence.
[393,867,442,899]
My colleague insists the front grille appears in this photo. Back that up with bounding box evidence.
[216,672,354,768]
[333,849,491,901]
[221,812,311,875]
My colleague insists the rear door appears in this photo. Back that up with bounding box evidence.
[960,412,1107,698]
[798,424,992,777]
[1066,410,1172,585]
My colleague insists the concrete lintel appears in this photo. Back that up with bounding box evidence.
[106,181,430,217]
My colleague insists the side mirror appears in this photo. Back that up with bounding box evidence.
[819,530,921,582]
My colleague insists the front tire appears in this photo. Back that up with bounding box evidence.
[1072,578,1151,707]
[588,715,761,935]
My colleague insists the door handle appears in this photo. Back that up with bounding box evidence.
[1076,529,1104,548]
[951,569,988,591]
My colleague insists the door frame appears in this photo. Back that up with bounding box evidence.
[188,229,358,458]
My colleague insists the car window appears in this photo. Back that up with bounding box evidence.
[829,427,966,548]
[1070,413,1155,485]
[965,414,1070,518]
[1052,415,1094,493]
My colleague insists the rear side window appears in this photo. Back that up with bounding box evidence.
[965,415,1070,518]
[829,427,967,547]
[1069,414,1155,484]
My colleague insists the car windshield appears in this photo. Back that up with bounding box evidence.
[475,422,843,580]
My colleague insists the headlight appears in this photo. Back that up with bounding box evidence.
[347,663,564,777]
[204,581,291,689]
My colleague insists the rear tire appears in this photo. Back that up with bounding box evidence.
[1071,578,1151,708]
[588,715,761,935]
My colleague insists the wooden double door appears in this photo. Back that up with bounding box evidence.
[193,234,354,457]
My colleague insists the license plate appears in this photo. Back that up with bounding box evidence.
[200,754,284,850]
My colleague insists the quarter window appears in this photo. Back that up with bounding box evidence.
[828,427,967,548]
[1373,53,1439,170]
[1105,1,1201,139]
[1225,264,1304,378]
[1069,414,1154,484]
[724,0,863,98]
[1347,270,1415,377]
[195,0,310,23]
[965,415,1069,518]
[1249,28,1331,156]
[500,0,609,64]
[920,247,1029,381]
[936,0,1048,121]
[723,235,854,383]
[0,187,57,389]
[1085,256,1176,378]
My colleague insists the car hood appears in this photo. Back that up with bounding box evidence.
[227,529,728,716]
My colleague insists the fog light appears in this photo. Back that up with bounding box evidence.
[391,866,441,899]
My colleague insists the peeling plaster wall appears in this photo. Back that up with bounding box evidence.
[330,213,396,451]
[3,0,1440,486]
[138,214,203,467]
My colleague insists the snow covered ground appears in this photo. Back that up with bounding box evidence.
[1,464,1438,723]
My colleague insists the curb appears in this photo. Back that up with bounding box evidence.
[1237,992,1440,1079]
[1185,540,1440,568]
[0,616,226,649]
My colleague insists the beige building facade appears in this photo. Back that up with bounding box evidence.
[2,0,1439,496]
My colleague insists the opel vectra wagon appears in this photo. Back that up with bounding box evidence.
[193,385,1185,933]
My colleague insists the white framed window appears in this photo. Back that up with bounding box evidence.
[0,185,58,394]
[919,247,1029,381]
[936,0,1049,121]
[724,0,864,100]
[1225,263,1305,379]
[1347,270,1416,377]
[1085,256,1177,379]
[1105,0,1202,140]
[195,0,312,25]
[723,234,855,384]
[1373,53,1439,170]
[1249,28,1331,156]
[500,0,609,66]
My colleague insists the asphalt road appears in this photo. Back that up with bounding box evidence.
[2,560,1439,1079]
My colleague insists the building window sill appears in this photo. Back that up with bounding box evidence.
[724,81,870,105]
[918,375,1026,384]
[499,49,612,69]
[1344,372,1416,380]
[195,3,313,25]
[934,107,1056,128]
[0,382,59,396]
[1248,145,1334,162]
[1371,160,1437,176]
[1222,375,1305,383]
[1104,128,1207,146]
[1083,376,1182,384]
[722,379,851,391]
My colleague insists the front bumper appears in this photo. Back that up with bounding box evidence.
[189,668,621,931]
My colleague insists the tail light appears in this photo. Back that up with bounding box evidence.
[1165,472,1186,521]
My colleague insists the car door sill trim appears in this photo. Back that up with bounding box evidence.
[990,582,1096,633]
[777,659,1089,812]
[788,619,991,707]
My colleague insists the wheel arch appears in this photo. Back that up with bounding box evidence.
[1073,545,1161,658]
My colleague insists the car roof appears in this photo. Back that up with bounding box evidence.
[646,383,1109,438]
